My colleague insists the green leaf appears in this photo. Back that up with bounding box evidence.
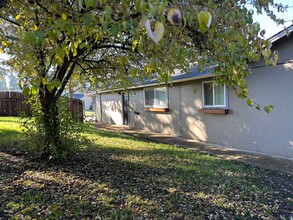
[110,24,120,36]
[42,77,48,85]
[154,22,164,42]
[262,48,271,58]
[84,0,94,9]
[22,87,30,97]
[35,30,44,45]
[82,13,92,26]
[122,21,130,31]
[23,32,36,44]
[105,6,112,21]
[48,30,58,41]
[52,80,61,88]
[132,40,139,51]
[148,3,155,17]
[15,14,21,20]
[162,72,169,84]
[264,105,273,114]
[145,20,160,44]
[193,88,198,95]
[135,0,141,11]
[140,0,146,11]
[271,50,278,65]
[129,67,137,78]
[47,83,55,92]
[197,11,212,33]
[31,86,38,96]
[255,104,261,111]
[246,98,254,107]
[186,49,192,60]
[139,15,148,28]
[260,29,266,37]
[176,47,183,59]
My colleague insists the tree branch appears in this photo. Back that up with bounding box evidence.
[0,16,20,26]
[56,62,77,99]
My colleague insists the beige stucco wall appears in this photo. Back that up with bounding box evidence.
[127,64,293,159]
[95,35,293,159]
[96,93,123,125]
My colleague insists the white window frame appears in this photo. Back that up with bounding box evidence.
[144,86,168,108]
[202,81,228,108]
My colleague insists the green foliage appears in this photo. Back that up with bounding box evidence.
[246,98,274,113]
[20,97,88,162]
[0,0,288,94]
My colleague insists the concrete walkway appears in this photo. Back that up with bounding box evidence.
[93,122,293,176]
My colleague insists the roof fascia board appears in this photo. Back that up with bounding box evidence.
[96,73,212,94]
[268,25,293,43]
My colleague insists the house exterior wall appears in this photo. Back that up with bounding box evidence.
[95,94,102,122]
[96,93,123,125]
[81,95,93,110]
[127,64,293,159]
[129,87,182,135]
[95,34,293,159]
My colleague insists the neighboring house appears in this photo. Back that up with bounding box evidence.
[94,25,293,159]
[74,93,94,111]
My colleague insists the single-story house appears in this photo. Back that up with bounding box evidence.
[94,25,293,159]
[74,92,94,111]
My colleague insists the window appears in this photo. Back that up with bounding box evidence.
[202,81,227,108]
[144,87,168,108]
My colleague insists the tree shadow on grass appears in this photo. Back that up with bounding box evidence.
[58,140,292,219]
[84,125,155,144]
[0,130,292,219]
[0,150,238,219]
[0,129,24,149]
[86,126,135,139]
[0,128,21,136]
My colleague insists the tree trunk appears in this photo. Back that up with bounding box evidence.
[40,97,61,159]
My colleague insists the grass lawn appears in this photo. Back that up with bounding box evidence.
[0,117,292,219]
[85,110,95,117]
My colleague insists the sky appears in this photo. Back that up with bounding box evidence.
[0,1,292,61]
[252,0,293,38]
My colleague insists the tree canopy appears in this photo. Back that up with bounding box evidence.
[0,0,288,159]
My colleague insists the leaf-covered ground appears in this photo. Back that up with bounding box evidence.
[0,117,292,219]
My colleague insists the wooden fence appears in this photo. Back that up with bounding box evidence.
[0,91,83,121]
[0,91,30,116]
[70,98,84,122]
